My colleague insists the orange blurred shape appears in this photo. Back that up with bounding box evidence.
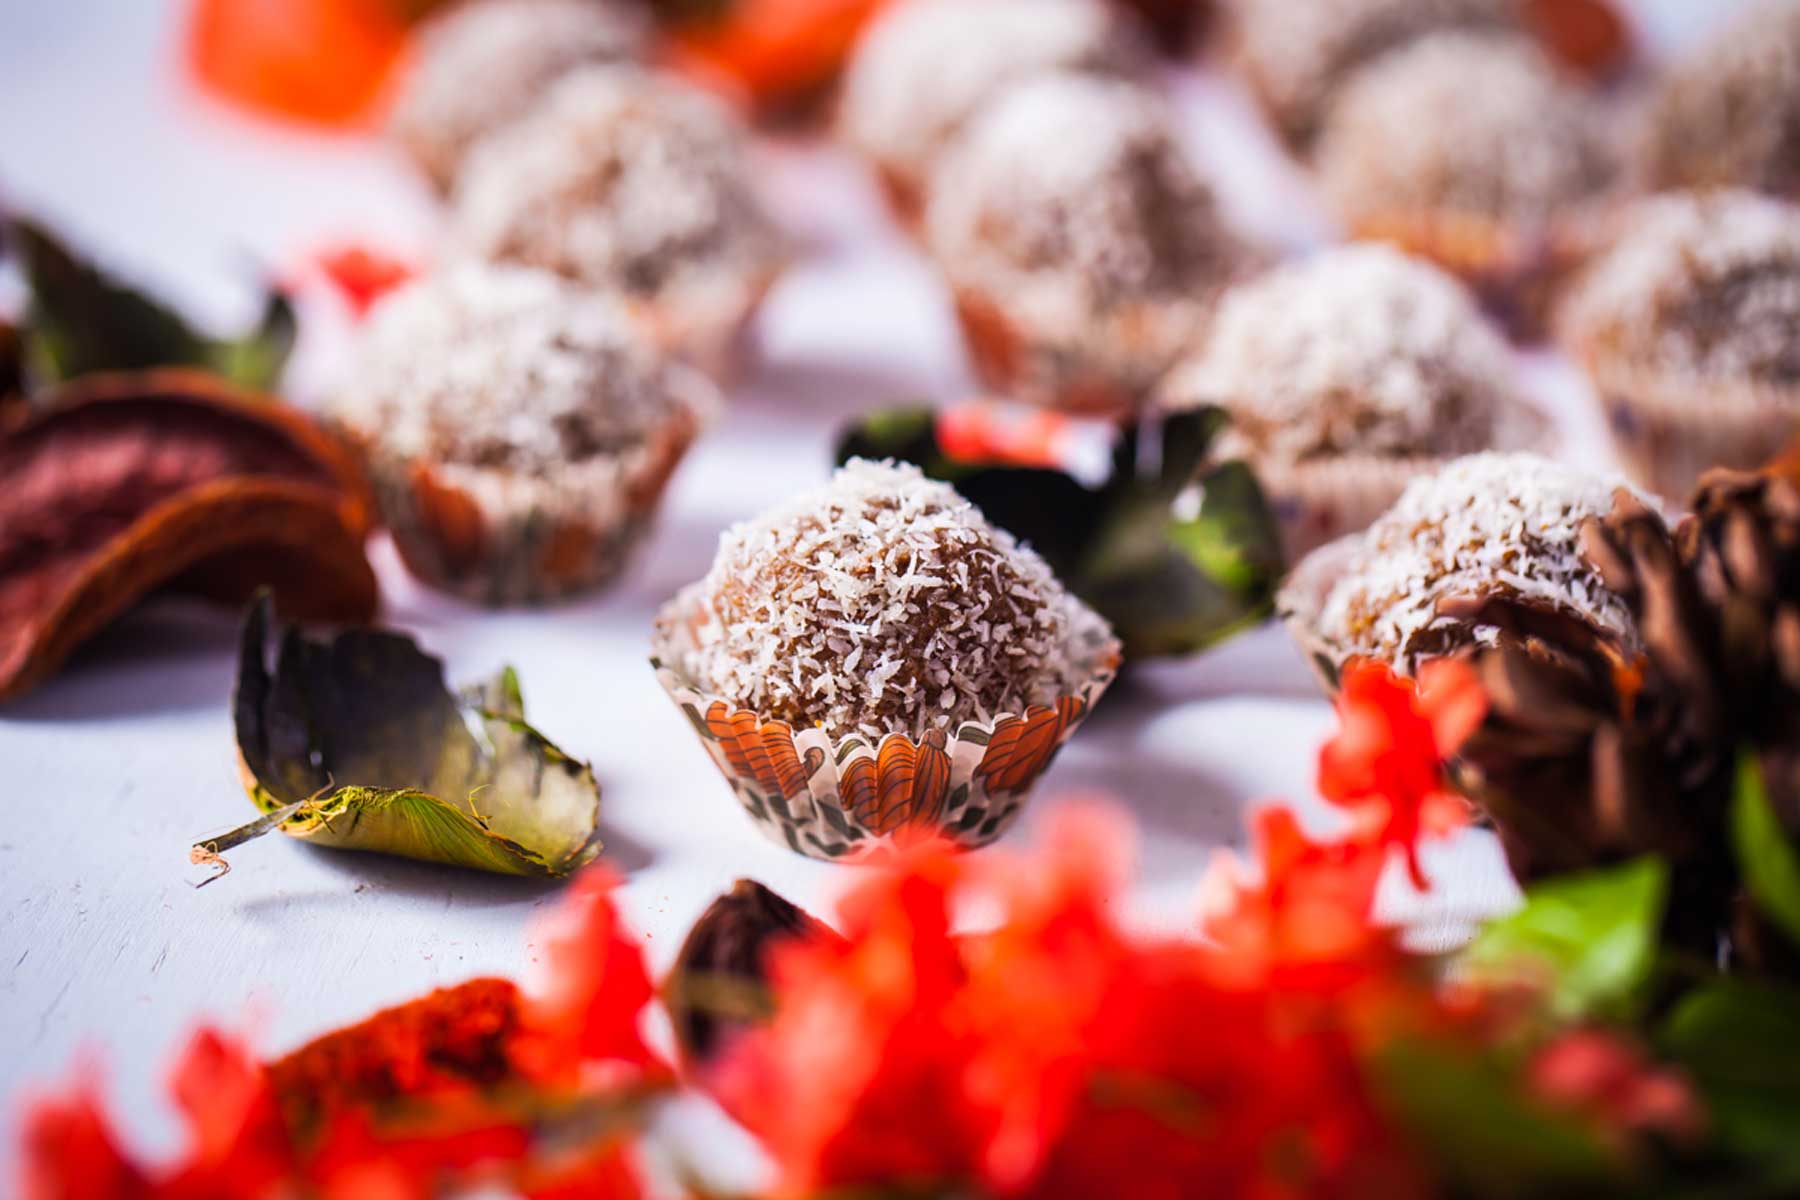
[666,0,891,114]
[1522,0,1630,79]
[187,0,410,127]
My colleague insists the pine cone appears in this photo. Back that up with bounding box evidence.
[1449,471,1800,966]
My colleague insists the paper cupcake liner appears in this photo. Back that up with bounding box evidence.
[1348,208,1606,342]
[650,593,1122,862]
[1579,356,1800,506]
[1274,532,1362,696]
[634,265,784,387]
[358,370,717,606]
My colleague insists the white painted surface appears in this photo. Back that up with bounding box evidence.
[0,0,1748,1187]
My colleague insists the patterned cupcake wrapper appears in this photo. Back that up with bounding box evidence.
[1578,356,1800,507]
[650,603,1122,862]
[361,371,717,606]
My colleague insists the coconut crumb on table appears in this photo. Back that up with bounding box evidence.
[672,459,1110,742]
[1316,452,1641,669]
[1163,244,1519,466]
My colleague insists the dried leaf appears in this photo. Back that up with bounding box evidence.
[834,404,1284,658]
[207,596,603,878]
[0,369,377,704]
[7,217,295,390]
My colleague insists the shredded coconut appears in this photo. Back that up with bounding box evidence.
[673,458,1110,740]
[1641,0,1800,194]
[1316,32,1618,225]
[1560,189,1800,385]
[1163,244,1520,465]
[388,0,649,191]
[925,72,1243,400]
[838,0,1144,195]
[1315,452,1640,669]
[331,262,687,471]
[450,65,777,310]
[1230,0,1513,146]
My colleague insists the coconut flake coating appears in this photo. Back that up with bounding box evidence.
[1163,244,1521,466]
[1317,32,1618,226]
[331,262,689,471]
[1641,0,1800,195]
[1231,0,1513,147]
[1560,190,1800,385]
[1316,452,1639,668]
[838,0,1145,197]
[672,459,1110,741]
[450,65,777,314]
[389,0,649,191]
[925,72,1244,403]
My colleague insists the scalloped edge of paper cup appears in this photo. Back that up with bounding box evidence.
[649,585,1122,862]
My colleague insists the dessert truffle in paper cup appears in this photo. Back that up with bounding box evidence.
[1158,243,1549,561]
[1558,189,1800,504]
[1278,452,1641,690]
[1313,32,1621,337]
[449,64,783,380]
[329,262,717,606]
[1638,0,1800,196]
[1227,0,1513,152]
[387,0,649,193]
[923,72,1251,416]
[836,0,1147,228]
[651,458,1121,862]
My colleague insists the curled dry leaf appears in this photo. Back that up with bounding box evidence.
[0,369,377,704]
[665,878,840,1072]
[201,596,604,879]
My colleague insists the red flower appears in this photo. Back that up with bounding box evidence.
[313,245,416,317]
[1528,1030,1702,1151]
[18,1075,149,1200]
[1317,659,1485,890]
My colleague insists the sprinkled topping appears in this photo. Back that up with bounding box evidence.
[925,72,1243,401]
[331,262,688,471]
[672,459,1110,740]
[1641,0,1800,194]
[1315,452,1640,669]
[450,65,777,307]
[1316,32,1618,225]
[389,0,649,191]
[1560,189,1800,385]
[1163,244,1521,466]
[1231,0,1512,147]
[838,0,1144,196]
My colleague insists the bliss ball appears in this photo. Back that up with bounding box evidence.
[1163,243,1522,467]
[1641,0,1800,195]
[837,0,1145,216]
[925,71,1247,410]
[449,64,779,356]
[672,459,1111,740]
[1560,189,1800,386]
[1316,32,1618,228]
[1315,452,1640,669]
[1232,0,1514,149]
[389,0,649,191]
[332,262,686,472]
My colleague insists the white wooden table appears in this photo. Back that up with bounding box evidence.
[0,0,1739,1186]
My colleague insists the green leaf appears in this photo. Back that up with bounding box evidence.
[8,217,294,391]
[1663,982,1800,1175]
[1460,858,1667,1021]
[1374,1039,1617,1196]
[1732,753,1800,948]
[196,596,603,879]
[833,405,1285,659]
